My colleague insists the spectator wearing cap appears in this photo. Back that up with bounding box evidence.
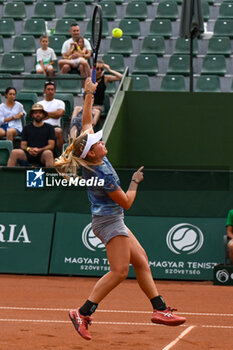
[7,103,55,167]
[39,81,65,153]
[59,23,91,85]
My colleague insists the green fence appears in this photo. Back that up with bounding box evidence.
[107,92,233,170]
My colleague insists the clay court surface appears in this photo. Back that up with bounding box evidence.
[0,275,232,350]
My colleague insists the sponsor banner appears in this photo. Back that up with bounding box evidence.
[213,264,233,286]
[0,213,54,274]
[49,213,225,280]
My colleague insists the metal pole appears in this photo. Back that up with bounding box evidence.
[190,34,193,92]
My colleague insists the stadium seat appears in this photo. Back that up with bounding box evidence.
[64,2,87,20]
[219,3,233,18]
[16,92,38,122]
[55,19,76,36]
[0,74,13,94]
[207,37,231,57]
[86,19,109,37]
[201,55,227,76]
[102,54,125,73]
[21,75,45,94]
[195,75,221,92]
[202,1,210,22]
[32,2,56,20]
[100,1,117,20]
[23,19,46,37]
[214,19,233,38]
[70,0,93,3]
[131,74,150,91]
[133,54,158,75]
[0,140,13,166]
[108,36,133,56]
[105,81,116,95]
[11,36,36,55]
[3,2,26,20]
[55,93,74,121]
[119,19,141,38]
[149,19,172,38]
[0,36,4,54]
[141,35,165,56]
[0,54,25,74]
[160,75,186,91]
[56,75,82,95]
[43,0,66,3]
[0,19,15,37]
[156,0,179,21]
[14,0,36,3]
[48,35,66,55]
[174,38,198,56]
[125,2,148,21]
[167,55,190,76]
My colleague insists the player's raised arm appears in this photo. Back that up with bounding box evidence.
[82,78,98,133]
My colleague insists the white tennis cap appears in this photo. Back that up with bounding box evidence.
[80,129,103,159]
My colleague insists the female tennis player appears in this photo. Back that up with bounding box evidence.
[55,78,186,341]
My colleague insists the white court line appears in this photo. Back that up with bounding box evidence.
[0,307,233,317]
[161,326,195,350]
[0,319,233,329]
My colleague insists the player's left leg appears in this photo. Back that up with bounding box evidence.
[127,227,186,326]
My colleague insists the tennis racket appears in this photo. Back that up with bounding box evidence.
[91,4,102,83]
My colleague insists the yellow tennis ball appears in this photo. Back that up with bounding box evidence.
[112,28,123,38]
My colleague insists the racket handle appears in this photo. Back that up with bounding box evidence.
[92,68,96,83]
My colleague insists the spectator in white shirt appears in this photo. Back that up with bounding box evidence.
[59,23,91,85]
[36,35,57,77]
[39,81,65,152]
[0,87,26,142]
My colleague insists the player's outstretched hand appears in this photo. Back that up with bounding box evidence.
[85,77,98,94]
[132,166,144,183]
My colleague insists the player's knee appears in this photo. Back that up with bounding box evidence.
[114,265,129,281]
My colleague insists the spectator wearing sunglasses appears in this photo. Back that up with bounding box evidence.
[94,60,122,114]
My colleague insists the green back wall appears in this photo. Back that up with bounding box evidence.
[106,92,233,169]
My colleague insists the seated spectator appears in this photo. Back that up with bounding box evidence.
[7,103,55,167]
[94,60,123,114]
[226,209,233,264]
[59,23,91,86]
[39,81,65,154]
[69,92,101,139]
[0,87,26,142]
[59,35,91,80]
[36,35,57,77]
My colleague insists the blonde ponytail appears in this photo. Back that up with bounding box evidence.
[54,130,98,179]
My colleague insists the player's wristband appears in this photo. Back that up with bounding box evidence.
[26,147,30,152]
[131,178,139,184]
